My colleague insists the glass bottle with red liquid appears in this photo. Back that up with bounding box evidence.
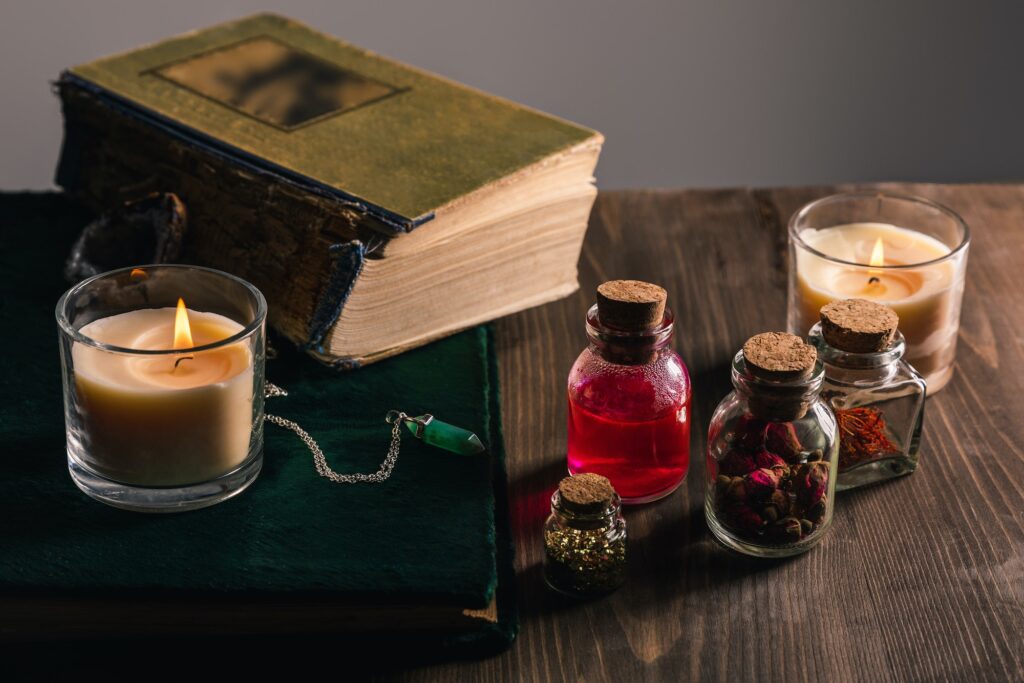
[567,280,691,503]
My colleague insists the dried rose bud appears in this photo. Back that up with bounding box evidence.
[762,488,791,524]
[768,489,790,515]
[716,474,732,492]
[809,461,829,489]
[719,448,758,476]
[765,422,802,462]
[746,467,782,499]
[759,459,791,484]
[800,519,814,535]
[807,448,824,463]
[754,448,787,470]
[790,467,810,500]
[731,414,768,450]
[805,499,827,523]
[724,477,747,501]
[725,504,764,534]
[794,462,829,507]
[768,516,803,542]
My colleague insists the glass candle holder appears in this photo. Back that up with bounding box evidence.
[787,192,969,393]
[56,265,267,512]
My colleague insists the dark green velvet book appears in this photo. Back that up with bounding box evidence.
[0,193,516,652]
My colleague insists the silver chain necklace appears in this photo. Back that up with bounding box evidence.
[263,382,485,484]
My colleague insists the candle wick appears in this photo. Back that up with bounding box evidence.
[868,276,880,285]
[173,355,194,371]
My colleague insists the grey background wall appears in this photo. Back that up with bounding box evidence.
[2,0,1022,190]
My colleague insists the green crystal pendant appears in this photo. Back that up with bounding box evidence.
[402,414,486,456]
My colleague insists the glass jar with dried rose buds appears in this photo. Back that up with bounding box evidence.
[808,299,927,491]
[705,332,839,558]
[544,473,627,597]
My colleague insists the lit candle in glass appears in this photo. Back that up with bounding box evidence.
[788,193,969,393]
[72,298,254,486]
[57,265,266,512]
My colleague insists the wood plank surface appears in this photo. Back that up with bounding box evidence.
[394,184,1024,682]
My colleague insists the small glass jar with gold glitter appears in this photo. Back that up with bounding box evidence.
[543,473,626,597]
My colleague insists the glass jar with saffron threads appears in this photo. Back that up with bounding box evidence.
[543,473,626,597]
[808,299,927,491]
[705,332,839,558]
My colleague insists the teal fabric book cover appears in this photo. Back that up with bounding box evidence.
[0,193,516,652]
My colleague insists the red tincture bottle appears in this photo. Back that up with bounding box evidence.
[567,281,691,503]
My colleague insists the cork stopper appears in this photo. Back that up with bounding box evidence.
[740,332,819,421]
[557,473,616,513]
[742,332,817,381]
[820,299,899,353]
[596,280,667,331]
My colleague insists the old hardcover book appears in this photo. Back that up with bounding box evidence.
[56,13,602,367]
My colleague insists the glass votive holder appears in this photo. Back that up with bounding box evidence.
[56,265,267,512]
[787,192,970,393]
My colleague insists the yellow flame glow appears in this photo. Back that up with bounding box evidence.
[173,298,194,350]
[869,237,885,269]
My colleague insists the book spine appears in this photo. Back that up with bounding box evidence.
[55,80,375,354]
[305,240,366,360]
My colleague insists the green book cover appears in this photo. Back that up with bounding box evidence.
[0,193,516,650]
[66,12,600,227]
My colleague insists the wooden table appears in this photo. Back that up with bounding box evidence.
[7,185,1020,681]
[413,184,1024,682]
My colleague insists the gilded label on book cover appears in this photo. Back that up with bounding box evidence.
[155,37,399,129]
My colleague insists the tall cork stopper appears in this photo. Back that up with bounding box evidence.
[742,332,817,381]
[596,280,667,331]
[558,473,616,514]
[741,332,818,421]
[820,299,899,353]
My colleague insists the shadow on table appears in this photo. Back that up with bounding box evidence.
[2,632,496,677]
[515,498,796,627]
[513,484,795,625]
[510,356,802,623]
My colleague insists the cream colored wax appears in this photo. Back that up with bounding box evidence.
[794,222,960,391]
[72,307,254,486]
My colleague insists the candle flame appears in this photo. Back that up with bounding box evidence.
[869,237,885,269]
[865,237,886,290]
[173,298,194,350]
